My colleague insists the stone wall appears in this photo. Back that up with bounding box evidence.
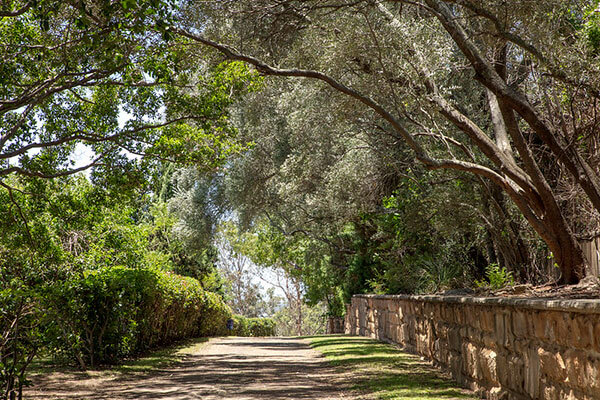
[345,294,600,400]
[326,317,345,334]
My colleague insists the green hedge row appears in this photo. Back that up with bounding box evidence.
[44,266,232,368]
[231,315,276,337]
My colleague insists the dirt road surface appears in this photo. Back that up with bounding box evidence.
[26,337,352,400]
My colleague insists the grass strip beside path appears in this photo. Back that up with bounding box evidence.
[306,335,477,400]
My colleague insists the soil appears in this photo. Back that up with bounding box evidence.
[25,337,353,400]
[476,277,600,299]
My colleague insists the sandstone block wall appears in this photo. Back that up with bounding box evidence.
[326,317,345,334]
[345,294,600,400]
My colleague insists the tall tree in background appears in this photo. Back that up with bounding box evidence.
[215,223,265,317]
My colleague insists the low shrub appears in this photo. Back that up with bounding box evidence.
[231,315,276,337]
[44,266,232,368]
[475,263,515,290]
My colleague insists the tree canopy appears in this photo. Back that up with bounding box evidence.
[176,0,600,284]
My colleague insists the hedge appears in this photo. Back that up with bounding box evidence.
[44,266,233,368]
[230,315,276,337]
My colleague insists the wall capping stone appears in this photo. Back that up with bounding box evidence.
[353,293,600,314]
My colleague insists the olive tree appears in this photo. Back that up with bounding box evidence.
[175,0,600,283]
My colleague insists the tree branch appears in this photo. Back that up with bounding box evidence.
[0,1,31,17]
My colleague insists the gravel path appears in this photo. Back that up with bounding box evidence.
[26,337,352,400]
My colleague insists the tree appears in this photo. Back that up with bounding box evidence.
[215,223,266,317]
[176,0,600,283]
[1,0,259,184]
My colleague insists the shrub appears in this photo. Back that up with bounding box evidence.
[138,270,212,348]
[475,263,515,290]
[44,266,232,368]
[198,291,232,337]
[231,315,275,337]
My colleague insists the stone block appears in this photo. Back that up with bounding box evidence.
[594,319,600,354]
[435,320,448,337]
[524,347,540,398]
[409,317,418,335]
[505,355,525,393]
[585,357,600,394]
[569,314,593,350]
[469,306,481,330]
[488,387,509,400]
[552,312,571,347]
[479,348,498,384]
[538,348,567,382]
[399,323,409,344]
[416,333,430,357]
[434,303,443,320]
[455,307,465,324]
[442,305,452,322]
[533,311,546,340]
[496,353,509,387]
[448,327,462,351]
[541,382,560,400]
[398,303,405,321]
[482,332,497,350]
[449,351,463,378]
[495,313,507,346]
[413,302,423,316]
[512,310,528,338]
[424,303,434,318]
[513,338,528,355]
[564,349,588,390]
[467,326,482,344]
[387,300,396,312]
[480,308,495,333]
[435,338,450,365]
[561,388,587,400]
[463,342,481,380]
[533,311,569,346]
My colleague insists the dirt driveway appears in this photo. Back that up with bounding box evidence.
[26,337,352,400]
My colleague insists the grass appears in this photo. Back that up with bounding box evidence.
[30,337,209,377]
[306,335,477,400]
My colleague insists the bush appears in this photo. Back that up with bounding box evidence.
[198,291,232,337]
[44,266,232,368]
[475,263,515,290]
[230,315,275,337]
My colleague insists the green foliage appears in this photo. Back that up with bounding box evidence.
[44,266,232,368]
[578,2,600,55]
[44,267,155,367]
[0,280,42,397]
[1,0,260,180]
[198,291,232,337]
[338,176,477,297]
[271,302,327,336]
[230,315,276,337]
[475,264,515,290]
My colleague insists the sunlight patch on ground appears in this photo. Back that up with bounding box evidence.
[306,335,477,400]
